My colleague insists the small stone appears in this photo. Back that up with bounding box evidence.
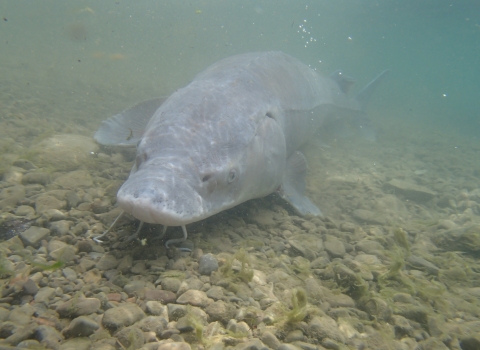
[22,172,50,185]
[13,159,36,170]
[0,185,26,210]
[96,253,119,271]
[125,280,151,294]
[76,240,93,253]
[62,267,78,281]
[157,342,192,350]
[15,205,36,217]
[102,303,146,332]
[145,301,167,317]
[206,286,224,301]
[22,279,39,295]
[34,287,56,304]
[145,289,177,304]
[308,316,345,343]
[260,330,281,349]
[131,261,146,274]
[116,326,145,349]
[362,297,392,322]
[65,190,80,209]
[198,253,219,275]
[35,194,66,214]
[35,325,64,349]
[167,304,188,321]
[135,315,168,336]
[205,300,235,324]
[54,169,94,188]
[384,179,436,202]
[161,277,182,293]
[49,244,77,262]
[285,329,305,343]
[176,290,211,308]
[355,240,384,254]
[49,220,72,235]
[56,297,101,318]
[62,315,100,338]
[20,226,50,248]
[352,209,386,225]
[324,238,346,258]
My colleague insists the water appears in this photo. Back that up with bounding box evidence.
[1,1,480,347]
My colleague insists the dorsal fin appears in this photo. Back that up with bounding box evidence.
[330,70,355,94]
[94,97,167,146]
[356,70,390,110]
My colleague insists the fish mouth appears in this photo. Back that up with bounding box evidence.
[116,169,205,226]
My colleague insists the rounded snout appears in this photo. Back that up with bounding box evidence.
[116,169,204,226]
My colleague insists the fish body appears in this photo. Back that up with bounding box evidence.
[95,51,388,229]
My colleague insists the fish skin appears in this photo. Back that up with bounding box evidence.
[95,51,388,228]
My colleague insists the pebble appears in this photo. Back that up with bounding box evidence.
[19,226,50,248]
[308,316,345,344]
[96,253,119,271]
[176,290,212,308]
[62,315,100,338]
[198,253,219,275]
[102,303,146,332]
[324,238,346,258]
[56,297,101,318]
[144,289,177,303]
[116,326,145,349]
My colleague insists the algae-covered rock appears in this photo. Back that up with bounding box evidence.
[28,134,98,171]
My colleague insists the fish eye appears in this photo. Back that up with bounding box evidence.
[227,169,237,183]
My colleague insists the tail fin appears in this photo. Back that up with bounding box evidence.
[356,70,390,111]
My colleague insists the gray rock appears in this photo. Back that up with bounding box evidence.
[176,290,211,308]
[34,287,56,304]
[17,339,43,349]
[145,301,167,317]
[23,279,39,295]
[49,244,77,263]
[35,194,66,214]
[65,190,81,209]
[384,179,436,202]
[324,238,346,258]
[308,316,345,343]
[0,185,26,210]
[157,342,192,350]
[260,330,281,349]
[55,170,93,188]
[144,289,177,303]
[406,255,439,275]
[205,300,235,324]
[355,240,384,254]
[135,316,168,336]
[56,297,101,318]
[130,261,147,274]
[8,304,35,325]
[96,253,119,271]
[35,325,64,349]
[15,205,36,217]
[198,253,219,275]
[0,307,10,322]
[167,304,188,321]
[31,134,99,171]
[49,220,72,236]
[124,280,149,294]
[13,159,36,170]
[352,209,386,225]
[161,277,182,292]
[117,255,133,273]
[22,172,50,185]
[233,338,268,350]
[102,303,146,332]
[59,337,91,350]
[116,326,145,349]
[62,267,78,281]
[362,297,392,322]
[62,315,99,338]
[20,226,50,248]
[206,286,225,301]
[285,329,305,343]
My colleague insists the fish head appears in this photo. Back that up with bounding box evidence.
[116,96,287,226]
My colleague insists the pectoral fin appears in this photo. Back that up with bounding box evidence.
[94,97,167,146]
[279,151,322,217]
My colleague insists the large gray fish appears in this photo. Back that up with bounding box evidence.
[94,51,388,245]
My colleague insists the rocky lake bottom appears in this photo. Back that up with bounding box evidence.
[1,80,480,350]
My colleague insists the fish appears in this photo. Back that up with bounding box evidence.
[94,51,388,246]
